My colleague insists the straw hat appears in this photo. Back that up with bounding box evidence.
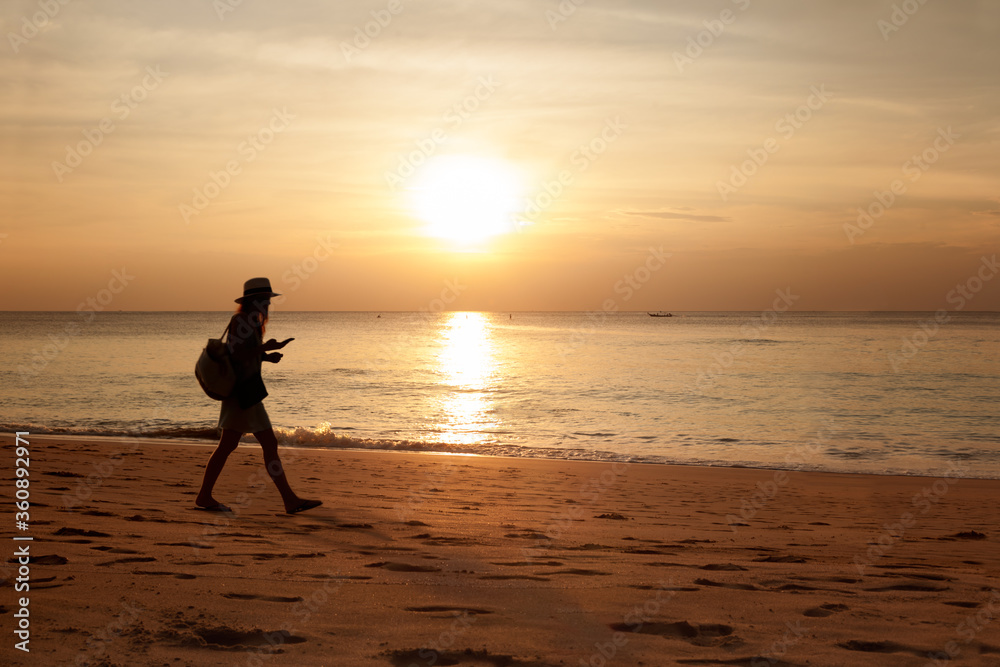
[235,277,281,303]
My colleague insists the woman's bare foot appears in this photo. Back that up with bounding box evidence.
[195,496,231,512]
[286,499,322,515]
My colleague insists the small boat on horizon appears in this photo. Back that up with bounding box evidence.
[648,311,673,318]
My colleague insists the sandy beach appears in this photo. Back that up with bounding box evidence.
[4,434,998,666]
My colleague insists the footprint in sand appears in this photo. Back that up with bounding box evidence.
[610,620,736,648]
[947,530,987,540]
[30,555,69,565]
[675,658,803,666]
[504,531,550,540]
[384,648,556,667]
[693,578,758,591]
[754,555,808,563]
[772,583,823,592]
[134,570,197,580]
[700,563,747,571]
[630,584,701,592]
[365,561,442,573]
[490,561,563,567]
[156,541,209,548]
[215,552,285,561]
[803,603,849,618]
[30,576,64,590]
[54,527,112,538]
[864,583,950,592]
[96,556,156,567]
[163,622,307,650]
[420,536,479,547]
[222,593,304,603]
[405,606,493,615]
[838,639,922,656]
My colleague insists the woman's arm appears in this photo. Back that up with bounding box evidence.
[261,337,294,352]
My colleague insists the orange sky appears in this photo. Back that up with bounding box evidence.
[2,0,998,311]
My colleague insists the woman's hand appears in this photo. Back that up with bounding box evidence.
[263,352,283,363]
[263,337,294,352]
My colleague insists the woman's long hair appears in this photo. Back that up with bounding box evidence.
[236,299,268,336]
[227,299,268,353]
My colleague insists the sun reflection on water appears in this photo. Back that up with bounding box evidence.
[433,312,500,445]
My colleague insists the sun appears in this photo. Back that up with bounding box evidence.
[409,155,524,246]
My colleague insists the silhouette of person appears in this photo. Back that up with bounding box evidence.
[196,277,322,515]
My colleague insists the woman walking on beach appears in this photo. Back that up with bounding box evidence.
[196,277,322,515]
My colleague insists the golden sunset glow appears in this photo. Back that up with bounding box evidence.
[2,3,998,311]
[434,311,499,443]
[409,155,524,246]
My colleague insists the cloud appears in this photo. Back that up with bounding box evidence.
[621,210,731,223]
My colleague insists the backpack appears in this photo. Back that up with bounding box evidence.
[195,323,236,400]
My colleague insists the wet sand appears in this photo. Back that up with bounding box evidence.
[3,434,998,666]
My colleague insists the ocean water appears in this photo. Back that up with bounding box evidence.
[2,311,998,478]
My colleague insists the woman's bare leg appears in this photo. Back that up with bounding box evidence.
[254,428,309,512]
[196,429,242,508]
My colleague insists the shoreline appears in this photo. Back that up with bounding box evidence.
[14,431,1000,481]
